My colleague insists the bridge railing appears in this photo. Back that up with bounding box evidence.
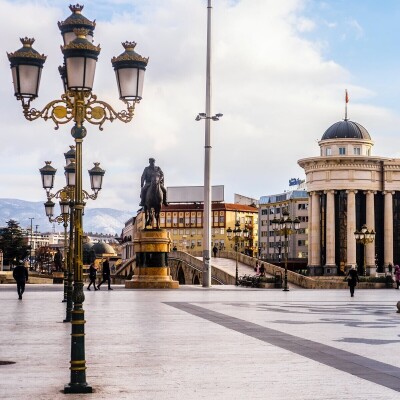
[169,251,235,285]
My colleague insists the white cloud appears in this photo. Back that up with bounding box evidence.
[347,18,364,39]
[0,0,398,214]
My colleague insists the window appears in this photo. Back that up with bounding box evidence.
[298,203,308,210]
[339,147,346,155]
[326,148,332,156]
[353,147,361,155]
[261,209,268,215]
[297,240,306,246]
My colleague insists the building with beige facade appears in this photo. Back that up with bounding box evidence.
[130,202,258,257]
[298,118,400,276]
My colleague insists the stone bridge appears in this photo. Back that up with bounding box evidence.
[114,251,352,288]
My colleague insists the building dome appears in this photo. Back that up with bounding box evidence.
[92,242,116,255]
[83,242,95,253]
[321,120,371,141]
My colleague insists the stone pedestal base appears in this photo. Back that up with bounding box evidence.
[125,229,179,289]
[323,264,338,275]
[307,265,323,276]
[125,267,179,289]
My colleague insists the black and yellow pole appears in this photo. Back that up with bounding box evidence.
[64,200,74,323]
[8,5,148,393]
[65,124,91,393]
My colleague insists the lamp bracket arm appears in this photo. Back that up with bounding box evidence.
[82,189,98,201]
[47,186,74,201]
[80,93,135,131]
[49,214,70,224]
[22,96,73,130]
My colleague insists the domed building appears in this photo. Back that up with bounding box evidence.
[298,118,400,276]
[92,242,117,257]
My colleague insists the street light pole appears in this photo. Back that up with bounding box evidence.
[227,221,249,286]
[8,4,147,394]
[28,217,34,270]
[354,224,375,276]
[196,0,223,288]
[271,209,300,291]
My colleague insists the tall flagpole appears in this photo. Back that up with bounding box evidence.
[203,0,212,287]
[345,89,349,120]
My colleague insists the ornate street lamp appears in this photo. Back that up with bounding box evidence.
[9,4,148,394]
[354,224,375,276]
[227,220,249,286]
[272,209,300,291]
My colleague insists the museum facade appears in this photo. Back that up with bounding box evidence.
[298,119,400,276]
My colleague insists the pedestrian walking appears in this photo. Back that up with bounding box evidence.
[394,265,400,289]
[87,263,98,291]
[212,245,218,257]
[97,258,112,290]
[54,248,63,272]
[346,266,359,297]
[13,261,28,300]
[254,260,259,273]
[259,263,265,277]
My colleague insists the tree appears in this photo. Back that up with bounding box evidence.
[0,219,29,266]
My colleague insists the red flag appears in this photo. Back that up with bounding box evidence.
[345,90,349,104]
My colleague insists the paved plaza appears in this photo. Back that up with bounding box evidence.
[1,284,400,399]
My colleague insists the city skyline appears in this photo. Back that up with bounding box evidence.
[1,0,400,211]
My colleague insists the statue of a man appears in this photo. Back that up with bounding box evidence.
[139,157,168,206]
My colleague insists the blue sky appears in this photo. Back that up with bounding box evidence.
[2,0,400,219]
[302,0,400,110]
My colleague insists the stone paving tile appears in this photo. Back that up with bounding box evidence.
[0,285,400,399]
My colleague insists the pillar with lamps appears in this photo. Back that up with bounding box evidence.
[40,153,73,306]
[8,3,147,394]
[227,220,249,286]
[40,146,104,321]
[354,224,375,276]
[271,209,300,291]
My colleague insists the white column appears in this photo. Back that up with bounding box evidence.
[383,191,394,268]
[346,190,357,268]
[308,192,313,267]
[311,191,320,267]
[365,191,375,268]
[325,190,336,267]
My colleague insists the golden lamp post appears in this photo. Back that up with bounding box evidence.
[8,4,148,394]
[354,224,375,276]
[227,220,249,286]
[271,209,300,291]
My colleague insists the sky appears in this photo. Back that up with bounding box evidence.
[2,0,400,213]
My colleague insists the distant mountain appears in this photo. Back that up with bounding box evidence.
[0,199,134,235]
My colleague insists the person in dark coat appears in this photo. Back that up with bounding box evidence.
[87,263,98,291]
[54,248,63,272]
[213,245,218,257]
[13,262,29,300]
[346,266,359,297]
[97,258,112,290]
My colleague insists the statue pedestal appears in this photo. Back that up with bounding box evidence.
[125,229,179,289]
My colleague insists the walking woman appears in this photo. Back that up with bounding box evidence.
[87,263,98,291]
[346,266,359,297]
